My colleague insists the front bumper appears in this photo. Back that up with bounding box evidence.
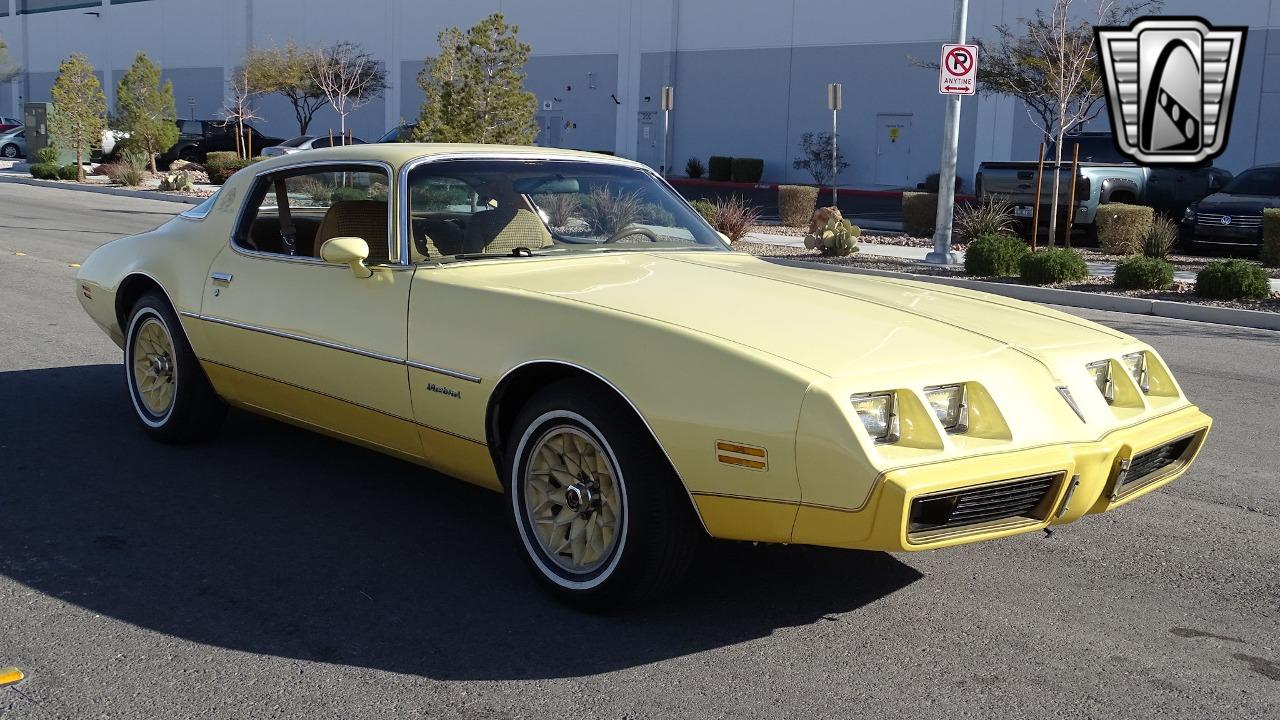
[790,405,1211,552]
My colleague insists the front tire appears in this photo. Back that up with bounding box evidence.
[124,292,226,442]
[504,381,699,610]
[1,144,18,159]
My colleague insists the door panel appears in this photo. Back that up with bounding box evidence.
[875,113,912,187]
[197,246,421,457]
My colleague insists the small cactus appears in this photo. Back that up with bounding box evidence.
[159,170,193,192]
[803,206,860,257]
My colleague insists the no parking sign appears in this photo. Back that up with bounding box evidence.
[938,43,978,95]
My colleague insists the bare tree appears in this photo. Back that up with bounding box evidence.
[307,42,387,143]
[220,65,261,159]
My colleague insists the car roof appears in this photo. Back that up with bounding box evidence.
[247,143,641,171]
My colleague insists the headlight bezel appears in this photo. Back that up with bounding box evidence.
[1086,359,1116,404]
[850,391,900,444]
[923,383,969,434]
[1121,351,1150,393]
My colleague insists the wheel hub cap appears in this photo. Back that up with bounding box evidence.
[523,426,622,574]
[131,317,177,417]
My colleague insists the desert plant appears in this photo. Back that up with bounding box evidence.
[1095,202,1153,255]
[707,156,732,182]
[690,198,717,224]
[1262,208,1280,268]
[707,196,762,243]
[901,192,938,237]
[331,186,368,202]
[30,163,59,180]
[792,131,848,187]
[685,157,705,179]
[636,202,675,227]
[158,170,193,192]
[730,157,764,183]
[295,178,333,205]
[1020,247,1088,285]
[1141,214,1179,259]
[34,145,60,165]
[964,233,1029,276]
[778,185,819,227]
[206,155,264,185]
[581,185,643,236]
[533,193,580,228]
[1195,260,1271,300]
[954,195,1016,243]
[1114,255,1174,290]
[803,206,860,257]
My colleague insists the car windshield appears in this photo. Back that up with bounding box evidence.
[378,125,409,143]
[1048,136,1127,163]
[280,136,315,148]
[405,158,726,262]
[1221,167,1280,196]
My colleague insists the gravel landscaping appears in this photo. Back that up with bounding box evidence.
[736,241,1280,313]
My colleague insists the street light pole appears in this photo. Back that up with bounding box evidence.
[661,86,674,178]
[828,83,842,207]
[925,0,969,265]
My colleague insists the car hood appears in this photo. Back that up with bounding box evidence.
[1196,192,1280,212]
[492,251,1130,378]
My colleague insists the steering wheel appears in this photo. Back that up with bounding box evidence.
[604,225,660,243]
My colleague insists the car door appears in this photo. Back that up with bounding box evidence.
[194,160,422,459]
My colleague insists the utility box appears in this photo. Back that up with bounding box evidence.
[23,102,67,162]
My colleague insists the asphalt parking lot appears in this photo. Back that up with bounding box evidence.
[1,181,1277,719]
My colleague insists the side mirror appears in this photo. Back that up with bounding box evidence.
[320,236,372,278]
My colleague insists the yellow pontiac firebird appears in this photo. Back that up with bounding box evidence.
[76,144,1211,607]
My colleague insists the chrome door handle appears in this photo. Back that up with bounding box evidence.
[210,272,233,284]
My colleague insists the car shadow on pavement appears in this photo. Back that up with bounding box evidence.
[0,364,922,680]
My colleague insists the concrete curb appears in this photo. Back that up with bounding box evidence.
[0,175,203,205]
[770,258,1280,332]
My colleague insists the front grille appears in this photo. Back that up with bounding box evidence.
[1196,212,1262,228]
[1120,434,1197,490]
[909,473,1060,537]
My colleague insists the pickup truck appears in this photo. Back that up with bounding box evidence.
[975,132,1232,236]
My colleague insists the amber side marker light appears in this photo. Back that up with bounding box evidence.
[0,667,24,687]
[716,441,768,470]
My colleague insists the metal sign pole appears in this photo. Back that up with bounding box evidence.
[828,83,842,207]
[926,0,969,265]
[661,86,674,178]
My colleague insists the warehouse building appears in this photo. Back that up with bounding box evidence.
[2,0,1278,187]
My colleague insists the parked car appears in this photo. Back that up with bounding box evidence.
[154,119,284,167]
[377,123,414,143]
[0,128,25,159]
[74,144,1212,608]
[1180,164,1280,253]
[977,132,1232,237]
[260,134,367,157]
[0,116,21,133]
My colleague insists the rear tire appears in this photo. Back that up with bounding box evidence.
[503,380,699,610]
[124,292,226,443]
[1,144,17,159]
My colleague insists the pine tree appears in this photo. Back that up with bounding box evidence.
[413,13,537,145]
[116,53,179,173]
[49,53,106,182]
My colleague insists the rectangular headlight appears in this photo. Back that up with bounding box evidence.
[851,392,898,443]
[1121,352,1149,393]
[1086,360,1115,404]
[923,384,968,432]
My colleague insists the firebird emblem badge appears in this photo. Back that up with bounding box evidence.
[427,382,461,399]
[1096,17,1246,164]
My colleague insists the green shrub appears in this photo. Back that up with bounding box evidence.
[778,184,819,227]
[954,195,1015,243]
[57,164,80,181]
[1142,214,1180,259]
[690,198,717,224]
[730,157,764,183]
[637,202,675,226]
[1114,255,1174,290]
[803,206,859,257]
[1195,260,1271,300]
[33,146,60,165]
[204,151,239,165]
[103,160,146,187]
[707,155,732,182]
[331,186,368,202]
[964,233,1028,276]
[921,172,962,193]
[1262,208,1280,268]
[1020,247,1088,284]
[30,163,60,180]
[206,155,265,185]
[685,157,705,179]
[901,192,938,237]
[1095,203,1153,255]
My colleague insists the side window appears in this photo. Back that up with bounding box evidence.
[179,120,202,135]
[406,176,479,259]
[206,123,228,137]
[232,165,392,263]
